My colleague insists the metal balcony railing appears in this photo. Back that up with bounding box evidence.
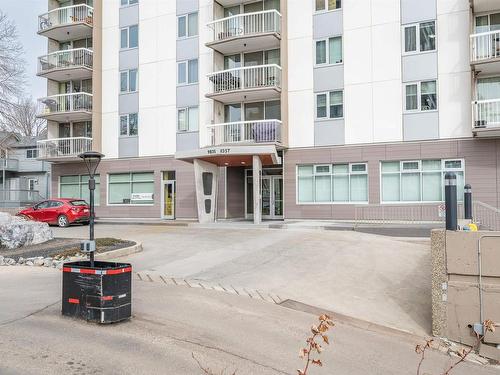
[207,120,282,146]
[0,158,19,172]
[37,137,93,159]
[470,30,500,63]
[207,64,282,95]
[207,10,281,43]
[0,190,44,207]
[38,48,93,75]
[38,4,93,32]
[38,93,93,117]
[472,99,500,128]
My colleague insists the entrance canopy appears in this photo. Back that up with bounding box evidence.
[175,145,281,167]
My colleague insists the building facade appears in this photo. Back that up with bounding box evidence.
[36,0,500,222]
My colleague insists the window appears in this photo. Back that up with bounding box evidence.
[297,163,368,203]
[60,175,100,205]
[120,113,138,136]
[108,172,154,205]
[120,25,138,49]
[177,59,198,85]
[316,90,343,119]
[315,36,342,65]
[404,81,437,112]
[26,149,38,159]
[403,21,436,53]
[177,12,198,38]
[121,0,138,5]
[28,179,36,191]
[315,0,341,12]
[177,107,199,132]
[120,69,138,93]
[381,159,464,203]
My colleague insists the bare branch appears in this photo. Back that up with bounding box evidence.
[0,96,46,137]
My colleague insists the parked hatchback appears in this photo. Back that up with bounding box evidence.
[18,198,90,227]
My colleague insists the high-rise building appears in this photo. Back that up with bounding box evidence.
[36,0,500,223]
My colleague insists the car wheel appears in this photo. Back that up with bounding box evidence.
[82,221,90,226]
[57,215,70,228]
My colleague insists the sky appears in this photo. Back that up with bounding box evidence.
[1,0,47,99]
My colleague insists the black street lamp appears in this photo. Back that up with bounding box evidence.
[79,151,104,267]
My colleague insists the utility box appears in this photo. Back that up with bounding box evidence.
[62,261,132,324]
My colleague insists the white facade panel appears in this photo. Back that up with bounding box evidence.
[343,0,371,31]
[437,9,470,75]
[371,0,400,25]
[438,71,471,139]
[344,84,374,144]
[199,0,213,148]
[344,27,372,85]
[288,91,314,148]
[371,22,401,82]
[373,80,403,142]
[102,112,119,159]
[436,0,469,15]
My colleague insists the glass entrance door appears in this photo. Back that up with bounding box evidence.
[261,176,283,220]
[162,181,175,219]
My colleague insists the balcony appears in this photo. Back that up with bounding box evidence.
[37,93,92,122]
[1,159,19,172]
[206,120,282,147]
[206,10,281,54]
[38,4,93,42]
[206,64,281,103]
[470,30,500,73]
[37,137,93,161]
[472,99,500,137]
[470,0,499,12]
[37,48,93,81]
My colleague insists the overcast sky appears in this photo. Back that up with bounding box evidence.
[1,0,47,99]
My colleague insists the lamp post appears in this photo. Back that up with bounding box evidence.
[78,151,104,267]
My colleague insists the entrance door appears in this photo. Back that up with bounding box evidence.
[261,176,283,220]
[162,181,175,219]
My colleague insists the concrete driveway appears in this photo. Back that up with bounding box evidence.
[52,223,431,336]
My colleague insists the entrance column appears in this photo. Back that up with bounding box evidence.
[193,159,219,223]
[252,155,262,224]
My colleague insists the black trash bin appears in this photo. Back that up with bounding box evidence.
[62,261,132,323]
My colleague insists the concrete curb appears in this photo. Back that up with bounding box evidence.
[95,242,143,260]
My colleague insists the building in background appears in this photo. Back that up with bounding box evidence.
[35,0,500,222]
[0,132,50,207]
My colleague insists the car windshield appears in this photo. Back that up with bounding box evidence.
[70,200,88,206]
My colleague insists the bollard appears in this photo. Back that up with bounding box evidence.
[445,172,457,231]
[464,184,472,220]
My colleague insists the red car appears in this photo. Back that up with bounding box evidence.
[18,198,90,227]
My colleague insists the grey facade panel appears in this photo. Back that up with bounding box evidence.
[402,52,438,82]
[176,131,199,152]
[403,111,439,141]
[119,48,139,70]
[118,136,139,158]
[314,65,344,92]
[176,37,199,61]
[401,0,436,24]
[313,10,343,39]
[119,4,139,28]
[176,0,198,15]
[314,119,345,146]
[176,84,199,107]
[119,92,139,114]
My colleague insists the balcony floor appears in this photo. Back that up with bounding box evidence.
[206,33,281,55]
[37,66,92,82]
[38,22,92,42]
[471,58,500,75]
[37,110,92,123]
[473,126,500,138]
[206,86,281,104]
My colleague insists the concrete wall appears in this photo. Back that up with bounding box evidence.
[431,230,500,360]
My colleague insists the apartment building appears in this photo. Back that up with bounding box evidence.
[35,0,500,222]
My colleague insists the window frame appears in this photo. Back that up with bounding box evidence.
[177,106,199,133]
[106,172,155,206]
[315,90,344,120]
[379,159,465,204]
[314,0,342,14]
[402,20,436,55]
[120,69,138,93]
[120,24,139,50]
[314,35,343,66]
[59,174,101,206]
[403,80,438,113]
[120,0,138,7]
[119,113,139,137]
[177,59,199,86]
[177,12,199,39]
[26,149,38,159]
[295,162,369,205]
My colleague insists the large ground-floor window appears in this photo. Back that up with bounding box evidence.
[381,159,464,203]
[108,172,154,205]
[59,175,100,205]
[297,163,368,203]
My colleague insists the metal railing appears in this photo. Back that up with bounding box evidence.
[473,201,500,231]
[470,30,500,63]
[1,158,19,172]
[38,4,93,32]
[38,92,93,116]
[208,64,282,95]
[38,48,93,75]
[207,119,282,146]
[0,190,43,207]
[472,99,500,128]
[207,10,281,43]
[37,137,93,159]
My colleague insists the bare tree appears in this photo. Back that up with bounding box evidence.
[0,96,46,137]
[0,11,26,117]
